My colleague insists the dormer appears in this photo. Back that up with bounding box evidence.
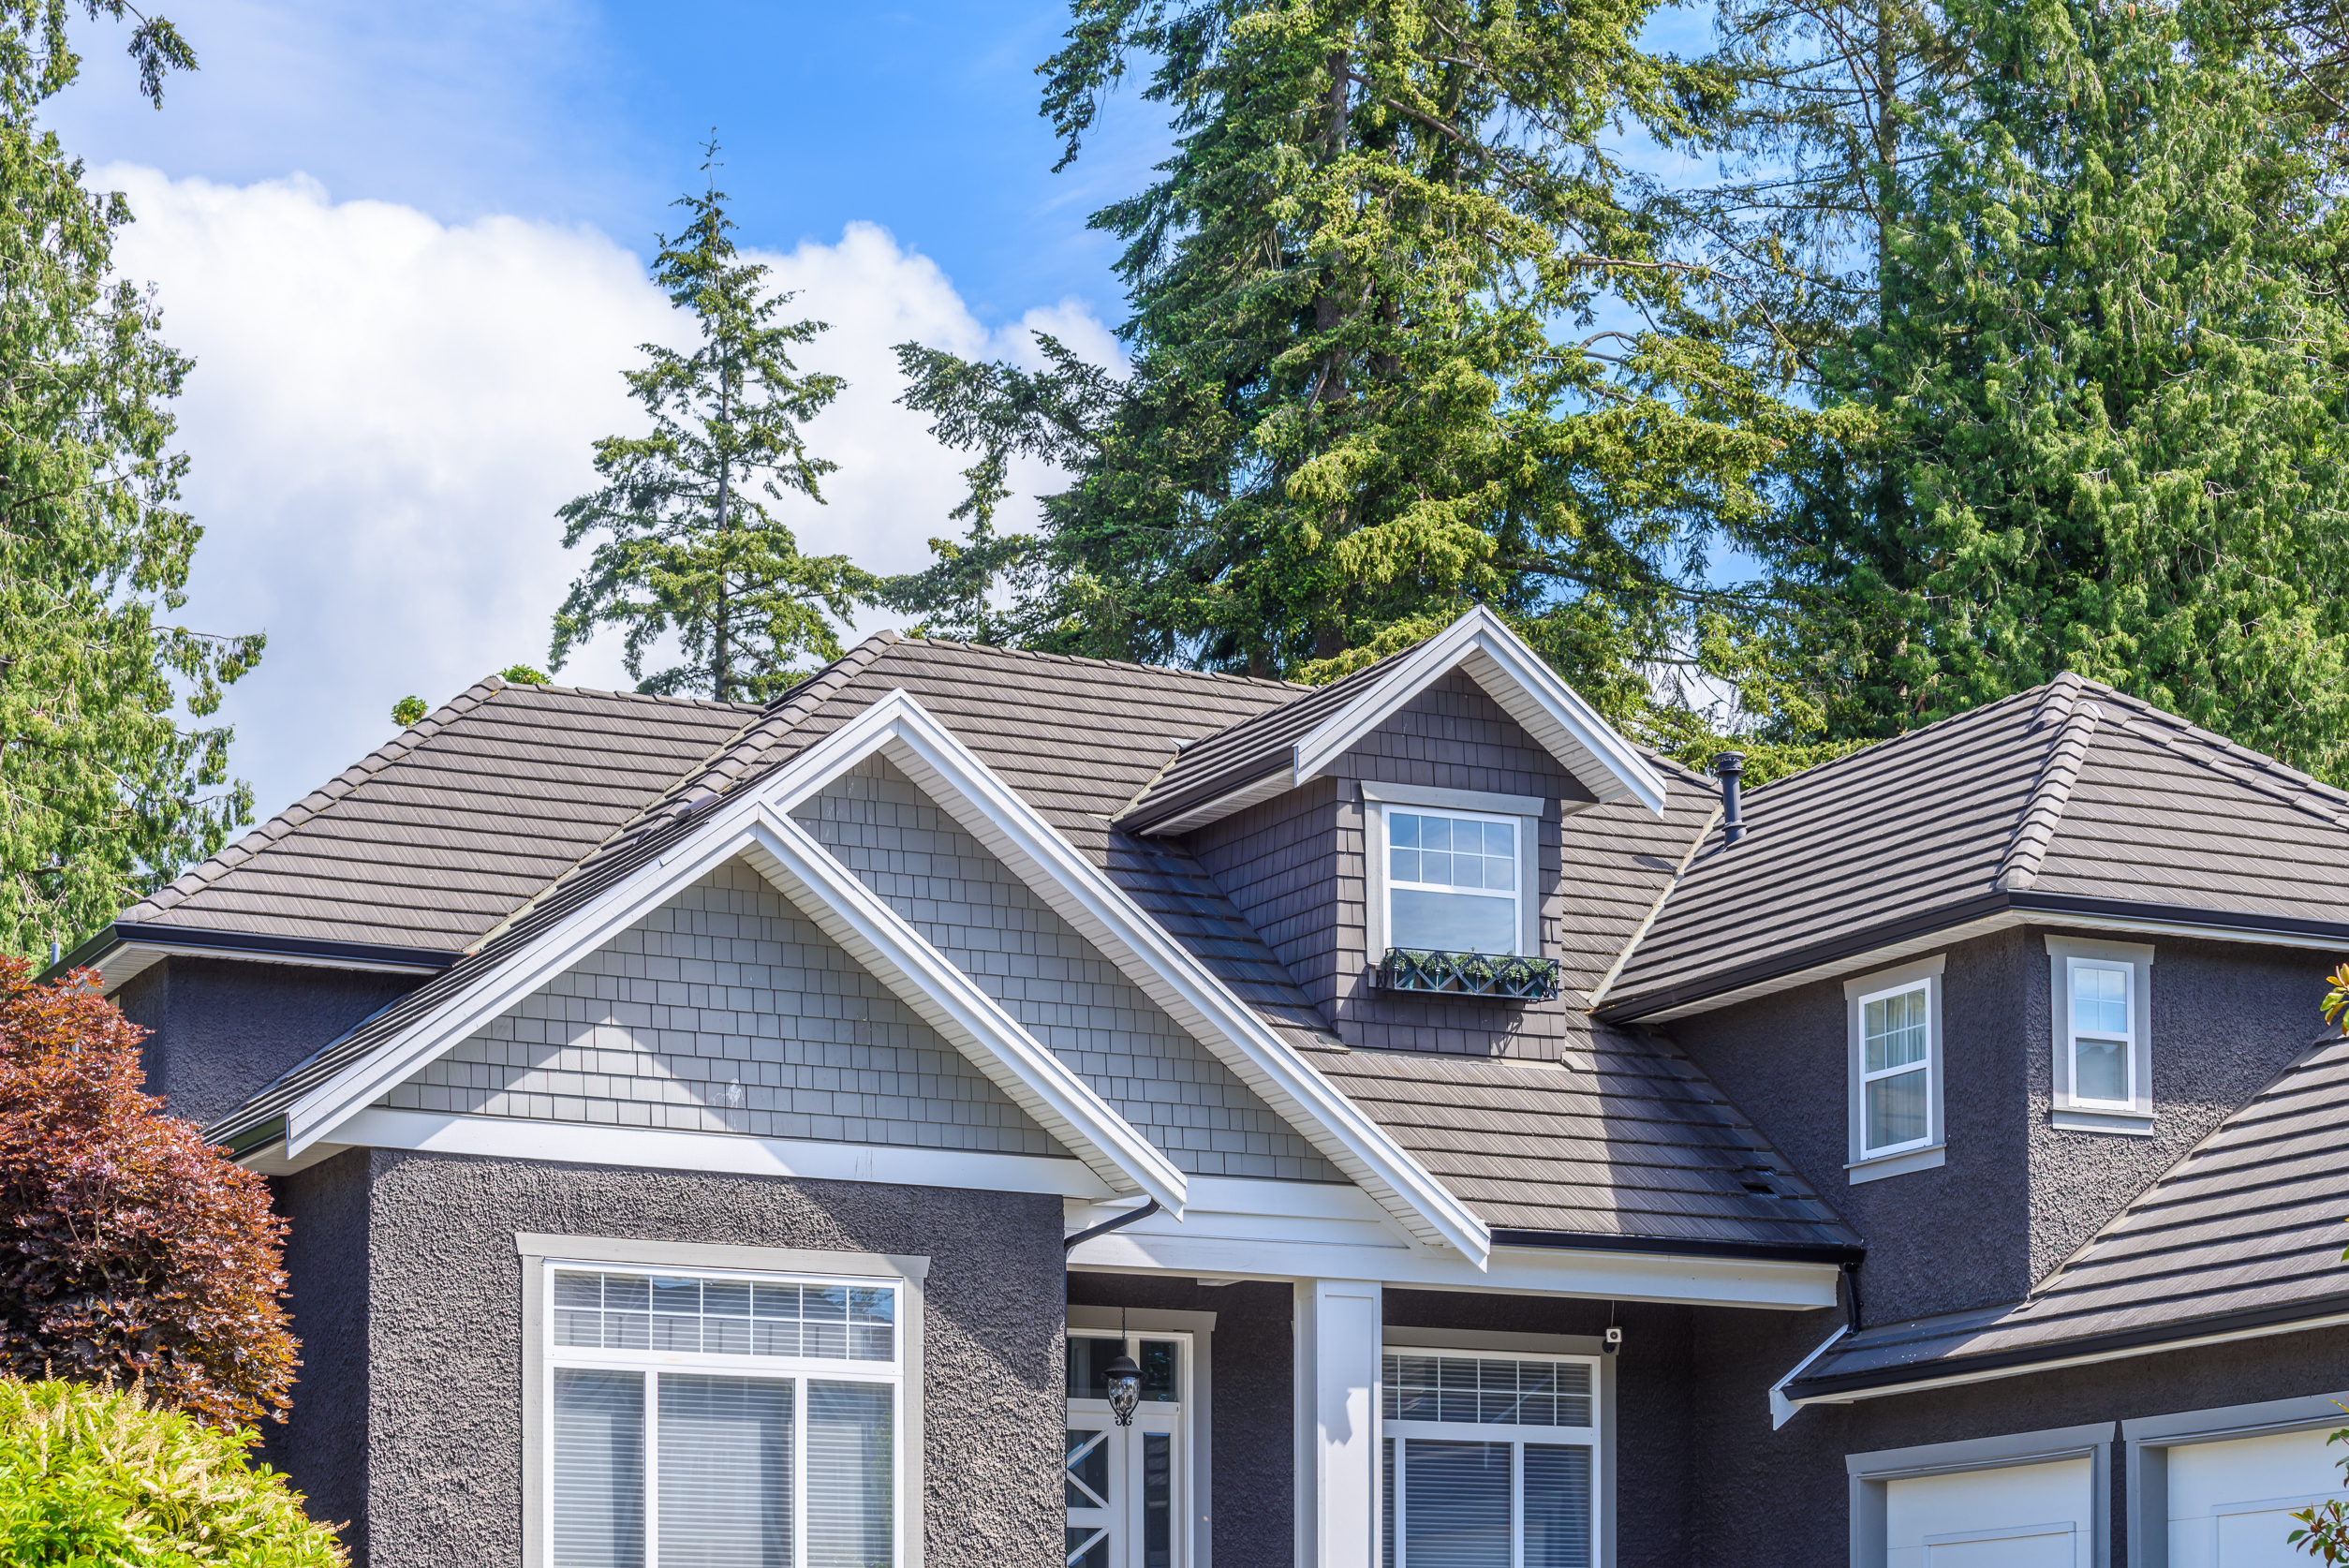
[1114,609,1673,1055]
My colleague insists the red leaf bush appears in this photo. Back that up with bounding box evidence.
[0,957,296,1427]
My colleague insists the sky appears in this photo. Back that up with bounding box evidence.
[43,0,1168,827]
[43,0,1720,833]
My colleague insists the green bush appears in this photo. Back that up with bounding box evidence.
[0,1377,344,1567]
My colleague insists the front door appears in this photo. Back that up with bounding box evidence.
[1066,1332,1188,1568]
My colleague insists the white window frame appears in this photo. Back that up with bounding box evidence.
[2046,936,2155,1135]
[1362,783,1544,960]
[1844,954,1945,1183]
[1379,1335,1605,1568]
[517,1232,928,1568]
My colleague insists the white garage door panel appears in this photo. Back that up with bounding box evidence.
[1886,1457,2093,1568]
[2169,1427,2346,1568]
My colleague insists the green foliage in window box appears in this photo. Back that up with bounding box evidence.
[1375,950,1561,1001]
[0,1375,345,1568]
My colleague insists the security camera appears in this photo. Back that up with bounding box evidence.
[1603,1326,1623,1355]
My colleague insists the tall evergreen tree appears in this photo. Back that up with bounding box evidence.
[0,1,263,961]
[887,0,1818,729]
[551,150,870,703]
[1748,0,2349,776]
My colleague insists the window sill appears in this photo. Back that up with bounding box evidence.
[1846,1144,1945,1185]
[2050,1106,2155,1136]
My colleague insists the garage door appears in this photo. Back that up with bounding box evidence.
[2167,1425,2347,1568]
[1884,1456,2095,1568]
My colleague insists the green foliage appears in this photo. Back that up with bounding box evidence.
[0,4,260,961]
[552,144,872,703]
[2290,1425,2349,1560]
[0,1375,342,1568]
[1736,0,2349,779]
[886,0,1825,747]
[388,697,426,728]
[497,664,550,686]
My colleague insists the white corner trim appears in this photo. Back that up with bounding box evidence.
[859,694,1492,1267]
[1771,1324,1849,1429]
[1292,607,1667,818]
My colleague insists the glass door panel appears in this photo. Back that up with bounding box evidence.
[1065,1333,1187,1568]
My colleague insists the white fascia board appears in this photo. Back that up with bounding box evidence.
[857,694,1493,1266]
[280,746,1186,1214]
[1291,607,1668,818]
[1067,1190,1839,1309]
[260,1106,1117,1198]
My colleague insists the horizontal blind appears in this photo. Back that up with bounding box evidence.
[657,1374,794,1568]
[554,1368,645,1568]
[1402,1439,1512,1568]
[806,1381,894,1568]
[1523,1443,1594,1568]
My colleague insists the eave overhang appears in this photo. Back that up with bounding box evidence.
[48,922,457,994]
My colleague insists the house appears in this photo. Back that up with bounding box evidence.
[61,606,2349,1568]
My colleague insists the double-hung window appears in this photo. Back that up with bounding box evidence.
[2047,936,2154,1134]
[1384,807,1521,955]
[1381,1348,1602,1568]
[542,1261,904,1568]
[1844,956,1945,1181]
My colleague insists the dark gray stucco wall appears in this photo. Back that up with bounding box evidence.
[1069,1274,1294,1568]
[334,1153,1064,1568]
[1671,926,2036,1323]
[1669,925,2336,1324]
[117,956,419,1129]
[1382,1290,1697,1568]
[1691,1303,2349,1567]
[263,1149,374,1556]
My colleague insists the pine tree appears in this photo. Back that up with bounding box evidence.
[551,148,871,703]
[0,2,263,961]
[888,0,1817,726]
[1751,0,2349,776]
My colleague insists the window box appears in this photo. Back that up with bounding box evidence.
[1374,948,1561,1000]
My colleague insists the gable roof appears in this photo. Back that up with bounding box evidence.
[1601,673,2349,1021]
[62,678,756,988]
[1114,607,1669,835]
[1786,1033,2349,1402]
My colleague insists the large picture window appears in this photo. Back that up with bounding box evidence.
[543,1262,903,1568]
[1380,1349,1602,1568]
[1385,807,1521,955]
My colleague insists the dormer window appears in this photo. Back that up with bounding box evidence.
[1387,808,1520,955]
[2046,936,2155,1135]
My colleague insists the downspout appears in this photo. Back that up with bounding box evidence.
[1063,1197,1162,1253]
[1843,1259,1865,1332]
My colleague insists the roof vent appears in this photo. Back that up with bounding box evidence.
[1714,752,1746,846]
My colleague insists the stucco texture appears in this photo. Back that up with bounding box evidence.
[280,1152,1064,1568]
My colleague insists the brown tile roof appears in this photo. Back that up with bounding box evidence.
[1787,1034,2349,1397]
[1601,673,2349,1019]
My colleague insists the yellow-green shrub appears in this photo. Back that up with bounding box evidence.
[0,1377,343,1567]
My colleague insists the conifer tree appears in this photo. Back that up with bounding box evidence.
[887,0,1818,726]
[1751,0,2349,776]
[0,2,262,961]
[552,148,871,703]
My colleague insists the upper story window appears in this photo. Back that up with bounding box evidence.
[543,1261,904,1568]
[1387,808,1521,955]
[1844,954,1946,1183]
[2047,936,2155,1135]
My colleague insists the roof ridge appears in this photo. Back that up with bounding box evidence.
[130,678,510,921]
[894,635,1307,691]
[1740,684,2050,799]
[1991,673,2102,893]
[2105,712,2349,831]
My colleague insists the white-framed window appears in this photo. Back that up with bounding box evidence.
[541,1259,906,1568]
[2047,936,2154,1134]
[1363,784,1544,958]
[1065,1329,1192,1568]
[1844,954,1945,1183]
[1380,1347,1602,1568]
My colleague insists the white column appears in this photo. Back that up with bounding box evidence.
[1293,1278,1383,1568]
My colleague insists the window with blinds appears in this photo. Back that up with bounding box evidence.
[1381,1348,1600,1568]
[545,1265,901,1568]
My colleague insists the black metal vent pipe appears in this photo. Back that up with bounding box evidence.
[1715,752,1747,846]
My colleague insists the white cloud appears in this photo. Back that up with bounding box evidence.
[96,166,1116,826]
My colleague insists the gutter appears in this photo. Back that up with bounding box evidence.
[51,922,457,985]
[1598,890,2349,1024]
[1784,1291,2349,1405]
[1489,1228,1866,1266]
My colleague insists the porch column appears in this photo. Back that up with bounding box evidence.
[1293,1278,1383,1568]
